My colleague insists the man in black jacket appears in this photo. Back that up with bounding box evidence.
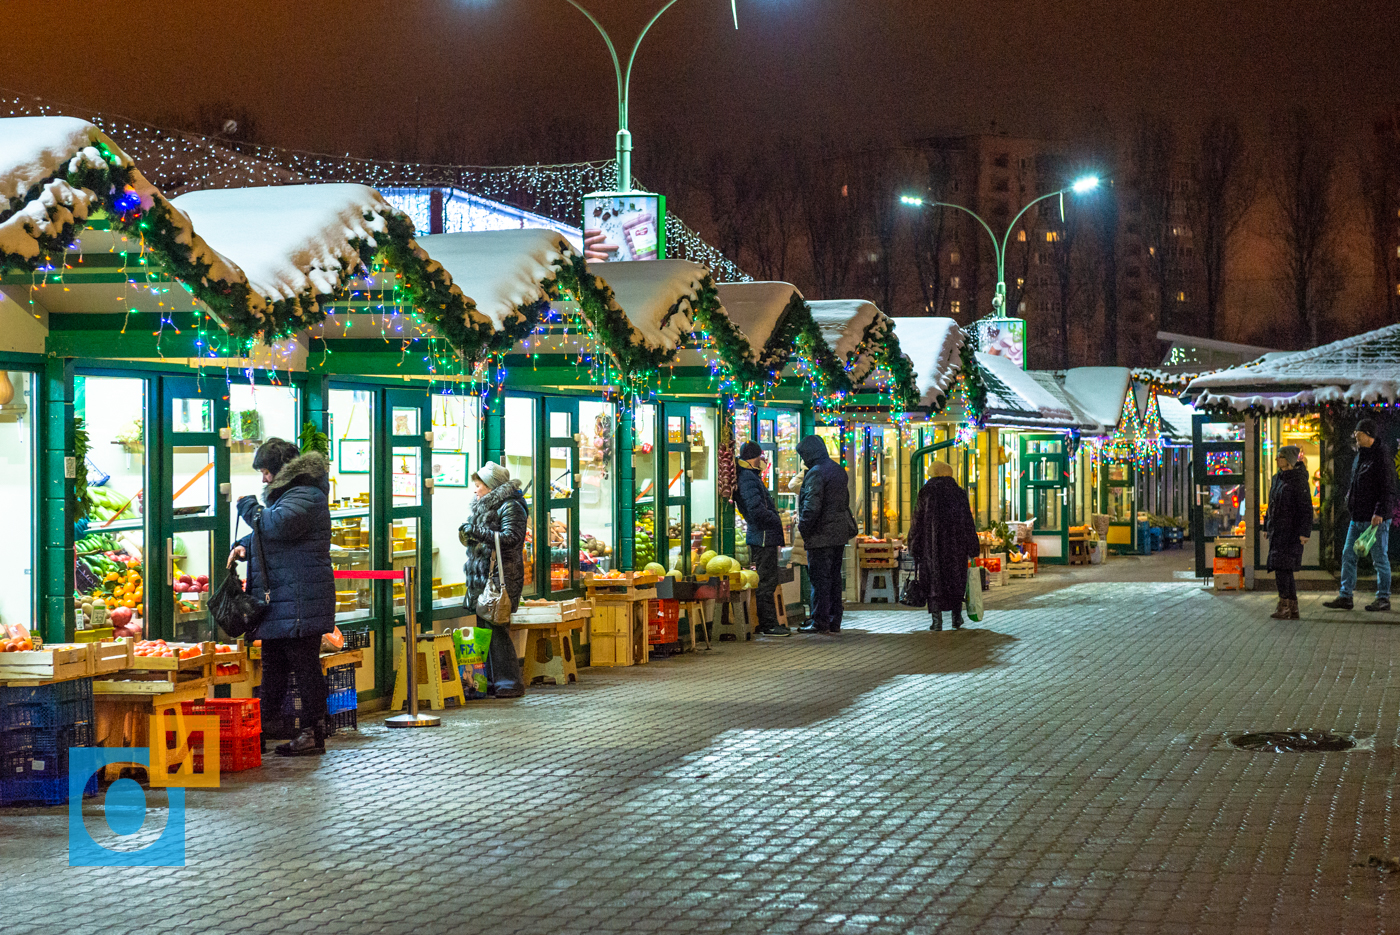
[734,442,790,636]
[795,434,859,634]
[1324,419,1395,612]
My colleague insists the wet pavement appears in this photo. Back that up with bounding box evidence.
[6,551,1400,934]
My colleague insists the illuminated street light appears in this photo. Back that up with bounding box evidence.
[900,175,1105,317]
[564,1,740,192]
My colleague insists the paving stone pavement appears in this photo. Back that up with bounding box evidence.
[5,552,1400,934]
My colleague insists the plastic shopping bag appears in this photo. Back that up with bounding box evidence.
[1354,524,1378,558]
[965,564,985,622]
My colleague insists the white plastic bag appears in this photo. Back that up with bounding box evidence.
[965,564,984,622]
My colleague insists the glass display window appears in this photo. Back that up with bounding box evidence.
[74,375,147,633]
[503,396,537,597]
[172,529,214,642]
[328,388,374,622]
[579,400,616,576]
[228,383,299,509]
[774,411,801,495]
[0,372,35,633]
[389,517,420,611]
[689,406,717,565]
[632,404,657,570]
[429,392,480,609]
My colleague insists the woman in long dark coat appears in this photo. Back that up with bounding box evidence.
[1264,444,1313,620]
[908,461,982,631]
[228,439,335,756]
[459,461,529,697]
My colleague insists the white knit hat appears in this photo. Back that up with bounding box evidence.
[473,461,510,490]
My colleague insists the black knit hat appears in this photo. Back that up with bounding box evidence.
[738,441,764,462]
[1355,418,1378,438]
[252,437,301,477]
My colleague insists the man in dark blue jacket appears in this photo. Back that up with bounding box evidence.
[795,434,858,634]
[734,442,790,636]
[1325,418,1396,612]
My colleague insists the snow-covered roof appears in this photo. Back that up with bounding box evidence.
[1,116,118,204]
[588,259,712,352]
[809,299,881,363]
[172,184,400,304]
[1186,323,1400,411]
[1062,367,1133,431]
[978,352,1074,427]
[1028,372,1096,429]
[889,316,964,408]
[1157,394,1196,441]
[418,228,577,332]
[715,281,803,362]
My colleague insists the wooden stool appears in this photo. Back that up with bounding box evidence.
[713,597,749,641]
[518,621,582,686]
[774,589,790,630]
[679,601,712,651]
[863,568,897,603]
[392,633,466,712]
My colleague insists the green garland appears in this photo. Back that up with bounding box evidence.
[957,337,988,427]
[556,252,679,376]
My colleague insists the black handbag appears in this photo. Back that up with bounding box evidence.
[899,570,928,607]
[209,513,270,638]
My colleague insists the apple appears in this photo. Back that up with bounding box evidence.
[196,574,209,586]
[178,574,193,586]
[109,606,133,627]
[173,581,190,593]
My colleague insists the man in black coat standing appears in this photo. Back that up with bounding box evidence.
[795,435,858,634]
[1325,419,1396,612]
[734,442,790,636]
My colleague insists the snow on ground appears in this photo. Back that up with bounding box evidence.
[588,259,710,351]
[715,281,803,361]
[889,316,962,407]
[418,229,577,331]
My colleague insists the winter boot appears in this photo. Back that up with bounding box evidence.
[929,612,943,631]
[275,721,325,757]
[951,608,964,630]
[1286,599,1301,619]
[1270,599,1289,620]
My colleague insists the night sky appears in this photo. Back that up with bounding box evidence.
[4,0,1396,164]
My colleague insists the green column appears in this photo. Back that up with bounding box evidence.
[483,380,505,466]
[41,358,74,644]
[616,407,635,570]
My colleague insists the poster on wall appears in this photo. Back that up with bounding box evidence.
[432,451,468,487]
[974,317,1027,369]
[581,192,666,262]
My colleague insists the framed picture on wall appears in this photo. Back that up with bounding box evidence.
[339,439,370,474]
[432,451,468,487]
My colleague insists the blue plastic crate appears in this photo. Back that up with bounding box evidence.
[0,678,93,707]
[1,697,92,732]
[1,723,95,777]
[326,707,358,735]
[0,771,98,807]
[326,687,357,716]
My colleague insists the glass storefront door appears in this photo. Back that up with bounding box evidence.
[1019,434,1069,563]
[387,389,431,625]
[545,398,581,594]
[1102,461,1137,554]
[0,371,36,636]
[1192,414,1247,577]
[663,404,691,573]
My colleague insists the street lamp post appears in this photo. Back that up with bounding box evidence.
[901,175,1101,317]
[564,0,739,193]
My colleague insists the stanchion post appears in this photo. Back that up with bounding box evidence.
[385,565,441,728]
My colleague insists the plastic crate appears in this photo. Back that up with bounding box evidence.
[327,707,358,735]
[647,599,680,644]
[191,732,262,773]
[342,628,372,651]
[1,678,94,733]
[326,664,356,694]
[1,722,94,778]
[1,771,98,807]
[179,698,262,738]
[326,688,357,716]
[0,678,93,708]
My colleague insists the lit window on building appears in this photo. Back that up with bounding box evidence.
[1017,230,1027,242]
[950,300,961,315]
[950,251,961,264]
[1177,291,1188,302]
[1045,231,1061,242]
[951,277,961,289]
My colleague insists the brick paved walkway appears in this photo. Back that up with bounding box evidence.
[7,552,1400,934]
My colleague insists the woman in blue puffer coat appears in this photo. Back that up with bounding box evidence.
[228,438,335,756]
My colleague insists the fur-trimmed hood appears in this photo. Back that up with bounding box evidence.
[472,478,525,517]
[264,451,331,504]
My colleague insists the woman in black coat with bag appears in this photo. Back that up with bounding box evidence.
[1265,444,1313,620]
[227,438,335,757]
[459,461,529,697]
[908,461,982,631]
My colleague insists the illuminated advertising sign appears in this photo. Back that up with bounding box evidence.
[975,317,1028,369]
[582,192,666,262]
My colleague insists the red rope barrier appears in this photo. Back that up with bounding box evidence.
[333,570,406,580]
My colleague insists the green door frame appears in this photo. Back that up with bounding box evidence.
[1191,412,1246,578]
[662,402,693,574]
[543,396,583,596]
[1019,433,1070,565]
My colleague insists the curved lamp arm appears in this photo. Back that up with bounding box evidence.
[924,200,1002,263]
[562,0,625,128]
[1005,187,1071,254]
[624,0,687,130]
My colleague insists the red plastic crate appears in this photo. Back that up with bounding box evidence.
[180,697,261,738]
[647,599,679,644]
[192,733,262,773]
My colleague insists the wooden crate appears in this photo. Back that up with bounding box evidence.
[1007,561,1036,579]
[0,643,93,683]
[588,601,647,667]
[585,572,661,601]
[94,672,210,696]
[857,540,900,569]
[513,598,593,624]
[93,640,135,675]
[127,642,214,672]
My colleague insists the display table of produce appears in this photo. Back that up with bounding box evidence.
[91,640,216,778]
[0,640,134,685]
